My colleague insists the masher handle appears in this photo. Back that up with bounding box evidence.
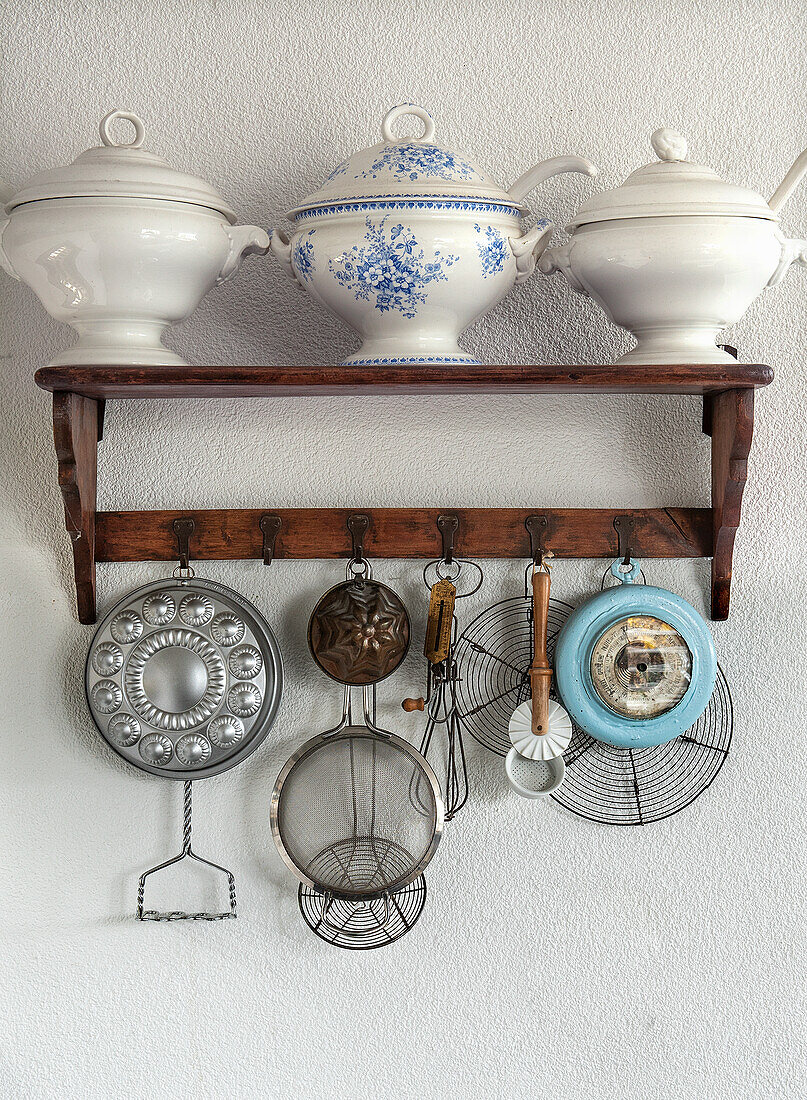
[530,569,552,735]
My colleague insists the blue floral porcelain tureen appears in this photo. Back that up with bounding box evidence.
[271,104,596,366]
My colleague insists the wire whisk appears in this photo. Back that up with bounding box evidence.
[416,640,469,821]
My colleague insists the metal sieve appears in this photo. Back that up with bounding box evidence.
[298,875,427,950]
[271,686,443,903]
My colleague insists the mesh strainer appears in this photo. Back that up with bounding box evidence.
[271,686,444,901]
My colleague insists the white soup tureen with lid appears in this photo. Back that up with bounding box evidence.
[271,103,597,365]
[539,128,807,364]
[0,109,270,368]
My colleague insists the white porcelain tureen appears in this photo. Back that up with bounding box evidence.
[539,128,807,364]
[0,110,270,368]
[271,104,597,365]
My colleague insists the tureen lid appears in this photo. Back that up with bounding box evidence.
[568,128,776,227]
[288,103,525,217]
[6,109,237,222]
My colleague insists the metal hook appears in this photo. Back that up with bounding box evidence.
[347,512,370,565]
[173,517,195,573]
[613,515,634,565]
[437,513,458,566]
[259,513,281,566]
[525,514,549,563]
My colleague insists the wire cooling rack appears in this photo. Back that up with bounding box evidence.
[453,594,732,825]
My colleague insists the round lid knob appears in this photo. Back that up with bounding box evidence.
[286,102,511,216]
[650,128,688,163]
[381,103,436,144]
[99,109,146,149]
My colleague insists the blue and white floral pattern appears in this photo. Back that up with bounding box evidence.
[292,230,316,284]
[296,198,521,222]
[329,216,458,318]
[360,142,479,183]
[325,159,349,181]
[474,224,508,277]
[343,355,482,366]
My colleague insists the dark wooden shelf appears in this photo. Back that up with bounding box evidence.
[33,361,773,624]
[35,362,773,399]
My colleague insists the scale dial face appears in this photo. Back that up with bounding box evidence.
[589,615,692,720]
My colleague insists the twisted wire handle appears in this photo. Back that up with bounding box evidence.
[182,779,192,854]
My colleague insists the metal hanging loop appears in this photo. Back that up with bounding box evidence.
[525,514,550,563]
[613,514,634,566]
[346,512,371,581]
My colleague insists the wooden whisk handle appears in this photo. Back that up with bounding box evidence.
[402,697,425,712]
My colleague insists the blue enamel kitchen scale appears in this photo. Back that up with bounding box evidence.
[554,559,717,749]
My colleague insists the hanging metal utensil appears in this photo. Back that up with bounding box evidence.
[86,519,283,919]
[273,519,442,949]
[271,682,443,949]
[308,515,410,686]
[299,874,427,950]
[137,780,237,921]
[401,523,483,820]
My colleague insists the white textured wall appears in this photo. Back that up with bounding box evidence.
[1,2,806,1097]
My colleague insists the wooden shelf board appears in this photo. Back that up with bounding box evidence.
[35,362,774,399]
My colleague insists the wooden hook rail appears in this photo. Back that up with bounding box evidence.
[35,362,771,624]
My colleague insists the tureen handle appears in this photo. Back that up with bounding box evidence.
[0,216,21,281]
[216,225,271,286]
[766,228,807,288]
[509,222,554,284]
[537,241,588,296]
[381,104,436,144]
[769,146,807,215]
[507,155,598,204]
[99,109,146,148]
[269,227,307,288]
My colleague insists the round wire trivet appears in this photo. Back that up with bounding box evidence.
[298,876,427,950]
[454,595,733,825]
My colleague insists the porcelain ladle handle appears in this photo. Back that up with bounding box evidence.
[507,155,598,283]
[217,225,271,286]
[769,146,807,215]
[508,155,598,205]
